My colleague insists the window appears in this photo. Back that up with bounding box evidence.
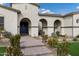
[76,19,79,23]
[0,17,4,30]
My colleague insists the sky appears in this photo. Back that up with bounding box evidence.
[2,3,79,15]
[39,3,79,15]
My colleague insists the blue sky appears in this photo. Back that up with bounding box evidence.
[3,3,79,15]
[39,3,79,15]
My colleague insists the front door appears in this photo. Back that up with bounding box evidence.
[20,21,29,35]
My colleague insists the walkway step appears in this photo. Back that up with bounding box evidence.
[21,45,45,49]
[20,36,45,47]
[21,46,53,56]
[23,52,53,56]
[21,36,57,56]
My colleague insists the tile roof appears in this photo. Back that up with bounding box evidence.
[39,11,79,17]
[30,3,40,7]
[38,13,63,17]
[0,4,21,14]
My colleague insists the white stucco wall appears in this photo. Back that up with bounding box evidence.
[10,3,79,37]
[12,3,39,36]
[38,16,63,36]
[73,14,79,37]
[63,16,73,37]
[0,7,18,35]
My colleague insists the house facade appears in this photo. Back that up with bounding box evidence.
[0,3,79,37]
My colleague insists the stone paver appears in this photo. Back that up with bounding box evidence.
[20,36,56,56]
[0,38,10,47]
[20,36,45,47]
[21,46,52,56]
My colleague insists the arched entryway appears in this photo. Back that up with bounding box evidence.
[20,18,31,35]
[54,20,61,34]
[38,19,47,35]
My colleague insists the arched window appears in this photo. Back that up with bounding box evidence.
[38,19,47,35]
[76,19,79,23]
[54,20,61,33]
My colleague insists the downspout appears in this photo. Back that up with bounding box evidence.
[72,15,73,38]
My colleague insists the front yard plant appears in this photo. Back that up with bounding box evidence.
[47,37,53,47]
[6,34,23,56]
[42,35,48,42]
[47,35,58,47]
[57,39,69,56]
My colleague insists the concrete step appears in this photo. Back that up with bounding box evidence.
[20,37,45,47]
[21,46,53,56]
[21,45,45,49]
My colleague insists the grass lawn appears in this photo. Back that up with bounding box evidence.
[0,47,6,56]
[69,42,79,56]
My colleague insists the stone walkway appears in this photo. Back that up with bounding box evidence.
[20,36,57,56]
[0,38,10,47]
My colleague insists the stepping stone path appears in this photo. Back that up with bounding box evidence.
[20,36,57,56]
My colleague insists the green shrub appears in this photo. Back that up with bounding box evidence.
[9,36,15,47]
[57,40,69,56]
[6,47,13,56]
[56,31,60,36]
[42,35,48,42]
[62,41,69,56]
[6,34,22,56]
[3,32,12,38]
[14,34,21,47]
[52,36,58,47]
[76,35,79,38]
[47,37,53,47]
[73,38,78,41]
[51,32,56,37]
[57,43,62,56]
[0,27,4,33]
[6,46,22,56]
[47,36,58,47]
[39,30,45,36]
[12,47,22,56]
[9,34,21,47]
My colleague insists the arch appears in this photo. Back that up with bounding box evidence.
[38,19,47,35]
[54,20,61,34]
[20,18,31,35]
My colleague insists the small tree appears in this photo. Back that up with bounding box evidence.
[56,31,60,37]
[57,36,69,56]
[52,35,58,47]
[6,34,22,56]
[14,34,21,47]
[42,35,48,42]
[0,28,5,40]
[73,37,78,41]
[6,46,13,56]
[57,43,62,56]
[62,40,69,56]
[47,37,53,47]
[47,36,58,47]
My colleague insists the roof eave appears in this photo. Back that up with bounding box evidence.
[30,3,40,7]
[38,13,63,17]
[0,4,21,14]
